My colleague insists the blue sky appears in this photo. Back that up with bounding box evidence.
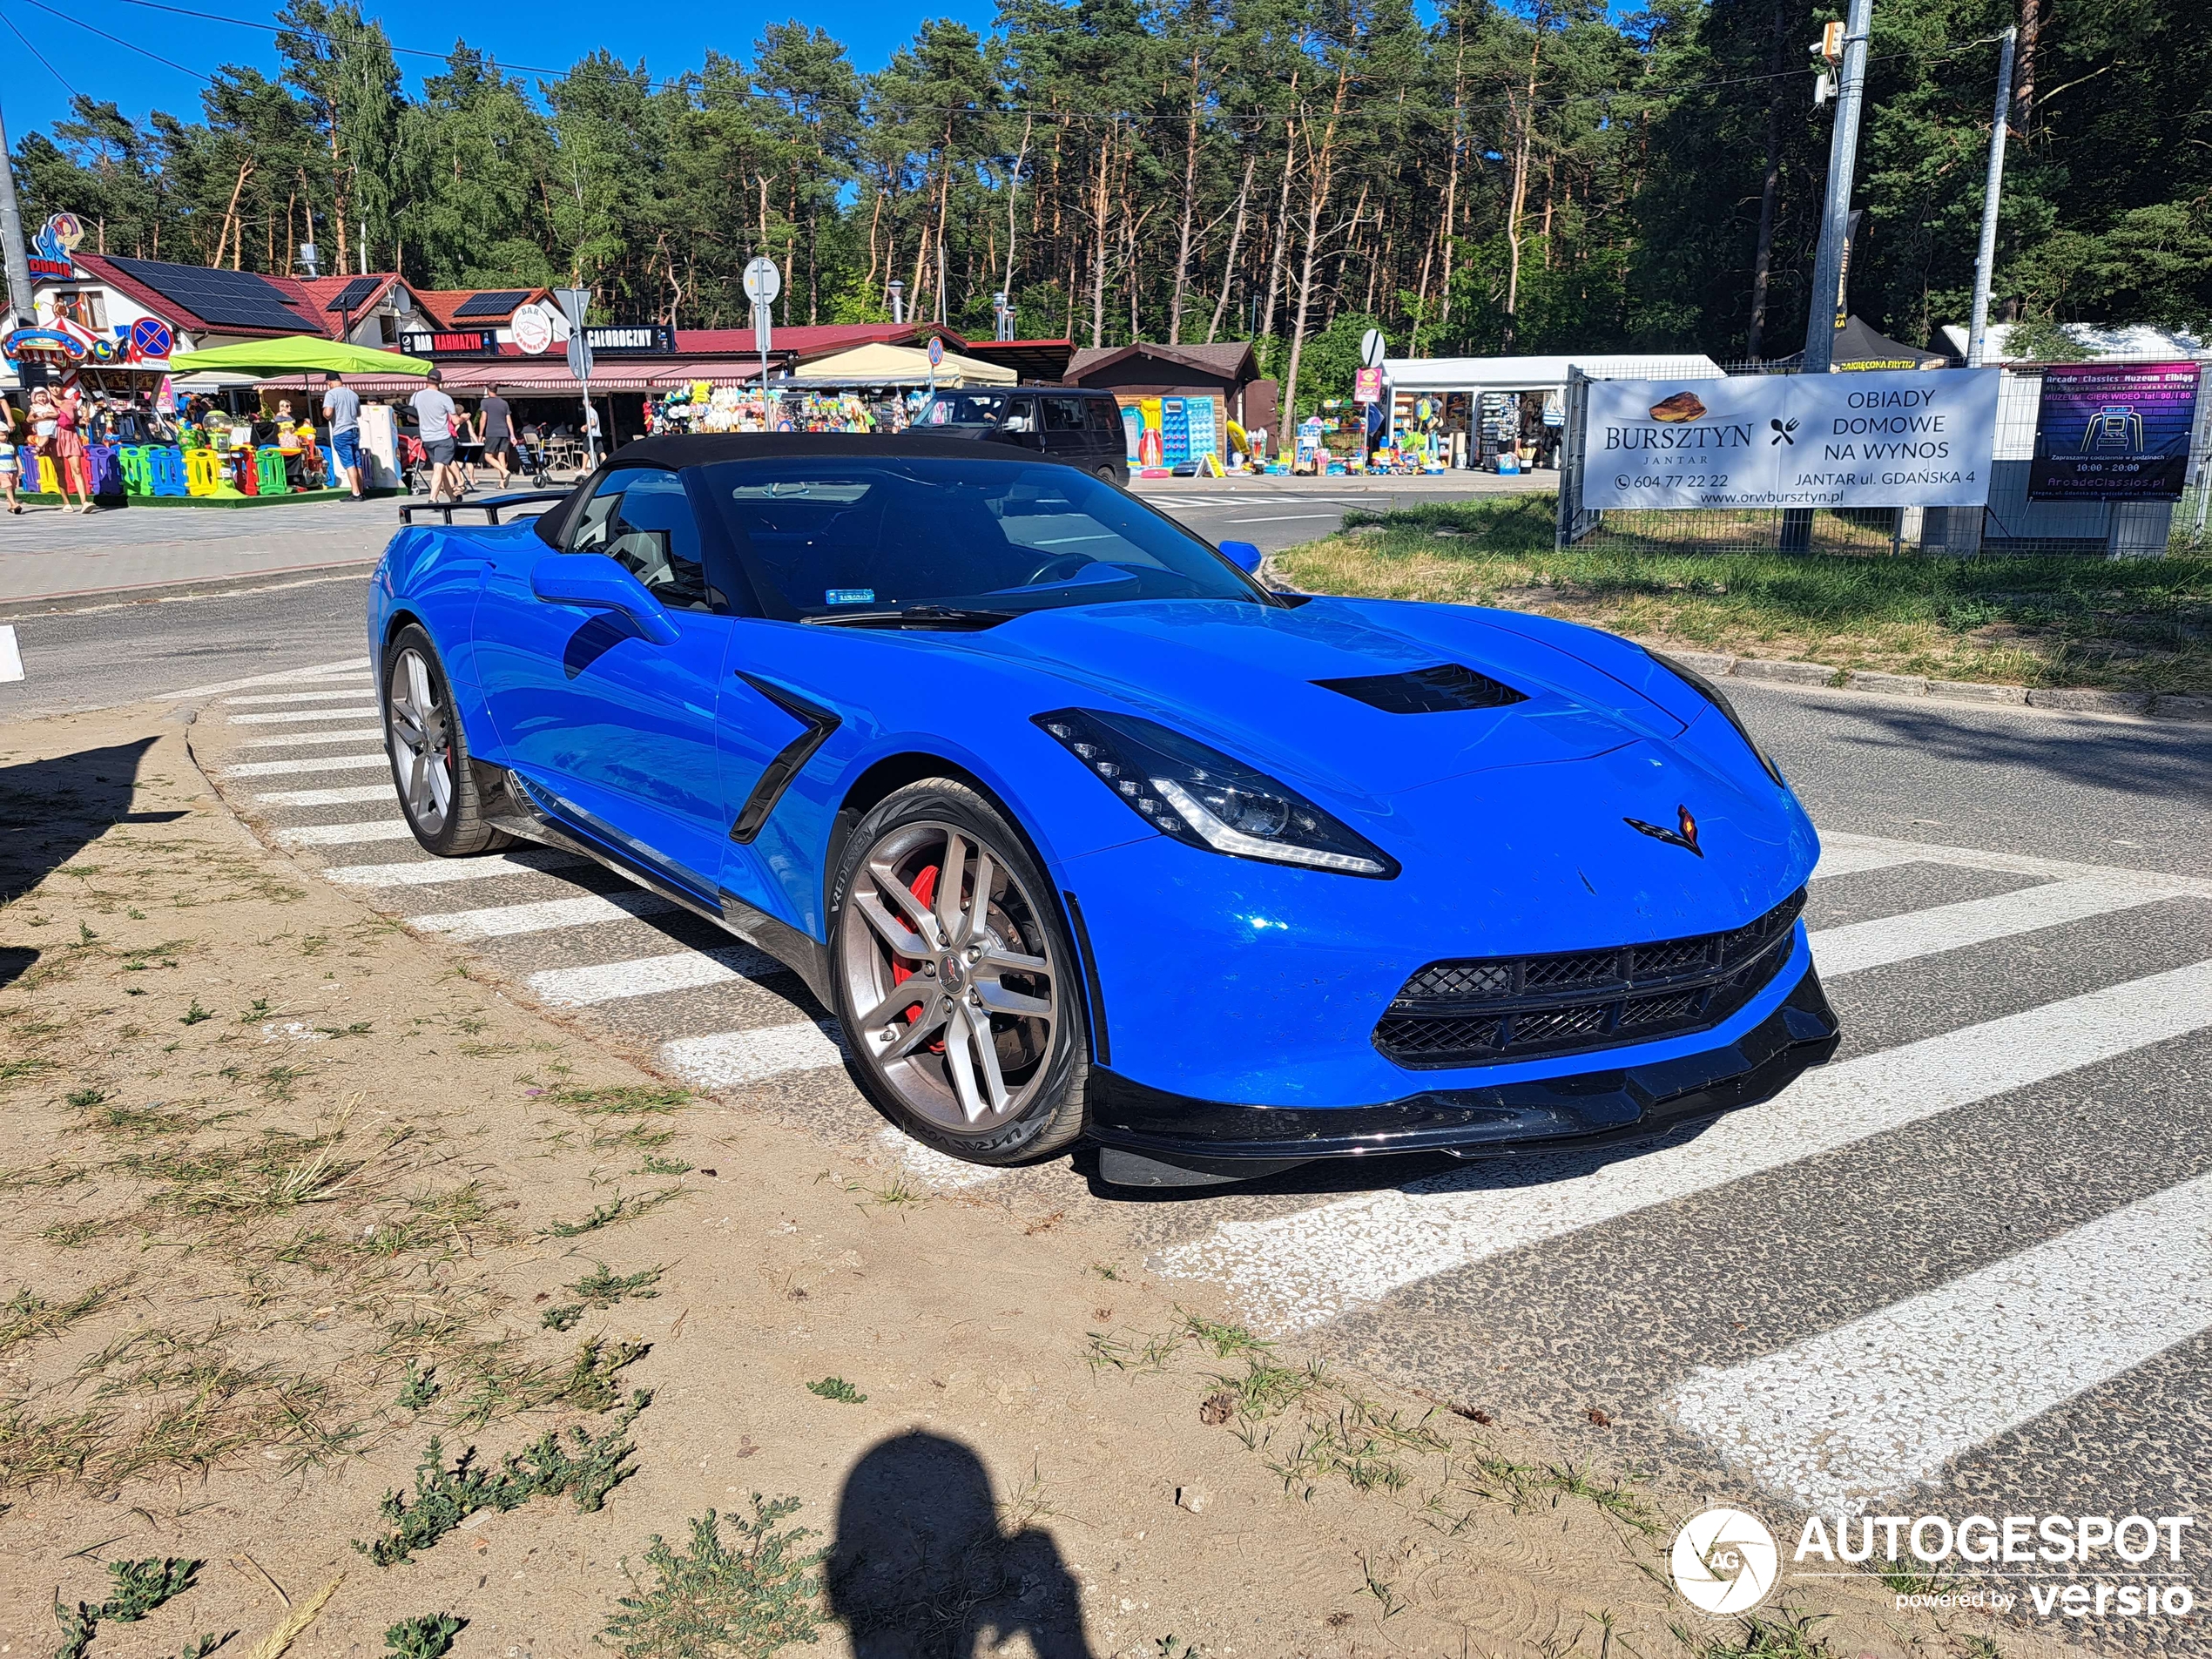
[0,0,1003,147]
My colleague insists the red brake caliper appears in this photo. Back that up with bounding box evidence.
[887,865,943,1051]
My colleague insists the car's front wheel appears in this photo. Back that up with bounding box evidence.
[382,624,512,857]
[830,780,1087,1164]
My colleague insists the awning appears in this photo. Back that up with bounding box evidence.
[785,341,1016,387]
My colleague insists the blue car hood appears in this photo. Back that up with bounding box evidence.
[961,597,1689,797]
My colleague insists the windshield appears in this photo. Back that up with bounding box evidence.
[703,456,1268,622]
[919,392,1011,428]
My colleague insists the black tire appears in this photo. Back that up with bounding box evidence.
[381,623,514,857]
[829,779,1088,1165]
[1094,464,1124,488]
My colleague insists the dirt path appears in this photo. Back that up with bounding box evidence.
[0,704,2063,1659]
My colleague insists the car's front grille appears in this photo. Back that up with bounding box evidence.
[1375,890,1805,1068]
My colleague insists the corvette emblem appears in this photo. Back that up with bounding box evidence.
[1623,804,1703,858]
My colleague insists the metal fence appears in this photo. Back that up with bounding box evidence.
[1556,354,2210,558]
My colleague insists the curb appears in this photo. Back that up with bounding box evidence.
[1649,646,2207,724]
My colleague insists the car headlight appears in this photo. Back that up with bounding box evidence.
[1648,650,1787,786]
[1033,708,1398,879]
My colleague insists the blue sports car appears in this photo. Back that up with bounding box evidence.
[368,434,1838,1188]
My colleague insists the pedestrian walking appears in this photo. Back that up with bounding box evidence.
[477,385,518,489]
[51,386,94,512]
[409,368,461,503]
[0,398,23,514]
[321,371,365,500]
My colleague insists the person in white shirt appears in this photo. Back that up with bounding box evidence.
[409,369,461,502]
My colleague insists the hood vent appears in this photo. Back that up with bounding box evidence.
[1313,663,1528,714]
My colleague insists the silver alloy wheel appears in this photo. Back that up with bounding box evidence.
[386,646,455,836]
[840,819,1059,1135]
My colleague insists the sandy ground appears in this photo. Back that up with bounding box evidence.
[0,703,2071,1659]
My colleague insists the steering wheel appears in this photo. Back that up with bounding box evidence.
[1018,552,1095,587]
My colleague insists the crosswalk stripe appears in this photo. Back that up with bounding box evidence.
[255,784,395,806]
[227,706,381,725]
[660,1021,846,1088]
[526,943,788,1007]
[167,655,370,699]
[225,753,387,778]
[278,819,413,847]
[1817,831,2212,899]
[226,688,380,706]
[409,889,679,941]
[239,728,387,748]
[1809,877,2168,978]
[873,1126,1007,1190]
[1154,959,2212,1332]
[323,849,585,887]
[1809,842,1925,881]
[1669,1168,2212,1512]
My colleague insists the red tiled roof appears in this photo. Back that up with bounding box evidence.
[411,287,550,330]
[1065,341,1259,384]
[673,323,915,359]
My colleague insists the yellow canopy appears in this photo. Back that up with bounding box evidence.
[786,341,1017,387]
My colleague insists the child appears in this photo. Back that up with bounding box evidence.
[0,401,22,513]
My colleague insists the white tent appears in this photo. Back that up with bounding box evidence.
[1380,353,1725,393]
[786,341,1017,387]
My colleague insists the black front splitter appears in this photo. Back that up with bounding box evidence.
[1085,965,1840,1188]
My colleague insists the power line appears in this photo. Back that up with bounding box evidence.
[23,0,212,84]
[2,11,84,102]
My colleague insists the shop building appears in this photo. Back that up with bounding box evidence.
[1379,352,1723,470]
[1062,341,1273,467]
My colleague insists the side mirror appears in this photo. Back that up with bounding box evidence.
[1218,538,1264,576]
[529,554,680,646]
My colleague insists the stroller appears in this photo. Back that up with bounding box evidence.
[398,432,433,496]
[514,427,553,489]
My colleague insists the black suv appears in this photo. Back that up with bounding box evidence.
[912,388,1129,484]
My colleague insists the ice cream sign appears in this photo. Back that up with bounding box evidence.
[1583,369,2001,510]
[28,212,84,280]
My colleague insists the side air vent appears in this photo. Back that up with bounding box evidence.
[1312,663,1527,714]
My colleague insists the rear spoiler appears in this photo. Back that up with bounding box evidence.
[398,489,570,527]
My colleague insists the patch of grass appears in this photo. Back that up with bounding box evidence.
[1180,1310,1273,1359]
[0,1284,118,1354]
[1084,1325,1187,1373]
[805,1376,866,1405]
[574,1264,664,1307]
[563,1338,651,1411]
[179,1001,213,1026]
[1211,1355,1327,1425]
[1674,1607,1838,1658]
[396,1362,440,1411]
[602,1498,825,1659]
[1280,493,2212,694]
[545,1187,684,1238]
[637,1153,693,1176]
[384,1612,467,1658]
[42,1219,108,1248]
[542,1303,585,1332]
[355,1389,652,1565]
[100,1555,202,1621]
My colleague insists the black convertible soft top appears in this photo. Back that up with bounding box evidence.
[604,431,1067,470]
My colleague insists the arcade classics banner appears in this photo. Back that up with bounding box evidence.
[2028,361,2200,501]
[1582,369,2000,510]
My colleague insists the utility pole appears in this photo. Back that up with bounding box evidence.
[0,91,36,331]
[1783,0,1873,551]
[1965,26,2018,368]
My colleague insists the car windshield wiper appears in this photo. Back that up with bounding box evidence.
[801,604,1017,630]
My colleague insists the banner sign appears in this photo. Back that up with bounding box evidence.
[2027,362,2199,501]
[584,324,676,355]
[1352,366,1384,404]
[401,328,498,358]
[1582,370,2000,510]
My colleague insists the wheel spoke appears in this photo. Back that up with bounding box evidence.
[388,703,426,748]
[881,995,952,1060]
[974,979,1051,1019]
[426,744,454,815]
[406,652,435,718]
[943,1004,995,1123]
[963,849,995,946]
[978,940,1049,977]
[405,748,430,814]
[853,889,930,959]
[936,833,969,944]
[867,855,944,951]
[967,1006,1012,1115]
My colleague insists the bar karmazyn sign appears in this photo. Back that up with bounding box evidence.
[1583,369,2000,511]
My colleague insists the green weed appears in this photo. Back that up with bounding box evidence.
[806,1376,866,1405]
[396,1362,440,1411]
[179,1001,212,1026]
[0,1284,117,1354]
[602,1499,824,1659]
[574,1263,664,1307]
[384,1612,467,1658]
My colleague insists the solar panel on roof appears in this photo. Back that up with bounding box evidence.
[325,275,381,313]
[453,290,529,320]
[105,258,316,333]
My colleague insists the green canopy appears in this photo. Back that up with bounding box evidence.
[169,336,431,376]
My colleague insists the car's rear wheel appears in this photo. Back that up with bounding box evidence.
[830,780,1087,1164]
[382,624,512,857]
[1094,464,1123,488]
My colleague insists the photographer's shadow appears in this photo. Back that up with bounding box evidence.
[828,1431,1094,1658]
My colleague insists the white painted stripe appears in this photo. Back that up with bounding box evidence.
[255,784,394,806]
[659,1021,846,1088]
[225,688,379,706]
[1811,878,2168,978]
[1227,513,1344,523]
[227,706,381,725]
[1809,841,1925,881]
[873,1126,1006,1190]
[1670,1169,2212,1512]
[278,819,413,847]
[223,753,386,778]
[1817,831,2212,900]
[166,655,370,698]
[239,728,386,748]
[408,889,678,942]
[526,943,787,1007]
[323,849,584,887]
[1154,959,2212,1332]
[0,624,23,684]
